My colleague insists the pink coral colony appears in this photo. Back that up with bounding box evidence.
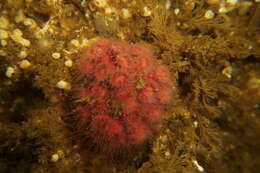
[74,39,174,151]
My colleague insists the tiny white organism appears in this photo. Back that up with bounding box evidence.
[174,8,180,15]
[65,59,73,67]
[70,39,80,47]
[1,40,7,46]
[192,160,205,172]
[143,6,152,17]
[56,80,71,90]
[222,66,233,79]
[121,8,131,19]
[219,6,228,13]
[204,10,215,19]
[52,52,61,59]
[93,0,108,8]
[51,154,59,162]
[164,151,171,160]
[193,121,198,128]
[23,18,37,28]
[18,49,29,59]
[11,29,31,47]
[19,60,31,69]
[5,67,15,78]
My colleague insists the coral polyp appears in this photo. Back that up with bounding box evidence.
[74,39,174,151]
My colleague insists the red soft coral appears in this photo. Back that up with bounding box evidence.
[90,114,126,148]
[123,114,151,145]
[73,39,174,153]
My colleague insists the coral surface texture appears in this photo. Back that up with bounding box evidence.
[75,40,174,149]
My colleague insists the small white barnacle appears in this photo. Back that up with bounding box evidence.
[204,10,215,19]
[93,0,108,8]
[70,39,80,47]
[174,8,180,15]
[23,18,37,28]
[121,8,131,19]
[56,80,71,90]
[222,66,232,79]
[19,60,31,69]
[218,5,228,14]
[51,154,59,162]
[64,59,73,67]
[52,52,61,59]
[164,151,171,160]
[5,67,15,78]
[143,6,152,17]
[18,49,29,59]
